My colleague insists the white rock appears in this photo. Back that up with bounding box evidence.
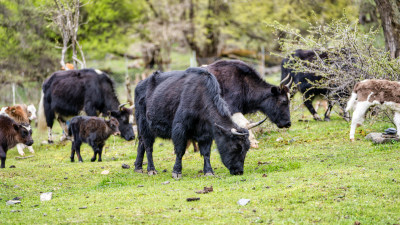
[40,192,53,201]
[6,200,21,205]
[276,138,283,142]
[101,170,110,175]
[237,199,250,206]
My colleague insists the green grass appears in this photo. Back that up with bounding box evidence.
[1,108,400,224]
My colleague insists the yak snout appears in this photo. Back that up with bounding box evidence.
[25,139,34,146]
[230,170,244,175]
[277,121,291,128]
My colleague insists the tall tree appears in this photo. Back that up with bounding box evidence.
[375,0,400,58]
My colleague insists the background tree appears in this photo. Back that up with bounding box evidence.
[374,0,400,58]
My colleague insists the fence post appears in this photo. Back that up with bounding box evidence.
[12,83,16,105]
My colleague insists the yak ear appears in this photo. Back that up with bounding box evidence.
[271,86,279,95]
[13,123,19,131]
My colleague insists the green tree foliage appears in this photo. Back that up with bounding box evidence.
[78,0,145,58]
[0,0,58,83]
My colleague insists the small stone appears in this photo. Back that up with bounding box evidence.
[162,169,167,173]
[79,206,87,209]
[101,167,105,169]
[138,185,144,187]
[40,192,53,201]
[276,137,283,142]
[10,210,21,213]
[12,196,22,200]
[240,179,246,182]
[278,208,283,212]
[14,185,19,188]
[121,164,130,169]
[262,174,267,177]
[9,165,16,168]
[289,138,295,143]
[237,199,250,206]
[389,168,394,171]
[162,181,170,185]
[64,177,68,180]
[101,170,110,175]
[265,186,270,189]
[111,157,117,161]
[43,213,47,216]
[6,200,21,205]
[354,221,361,225]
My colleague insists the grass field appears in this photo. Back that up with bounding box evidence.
[1,103,400,224]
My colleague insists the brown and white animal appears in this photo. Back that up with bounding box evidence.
[346,79,400,141]
[0,115,33,168]
[0,104,35,156]
[68,116,120,162]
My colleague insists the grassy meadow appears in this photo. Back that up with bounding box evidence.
[1,100,400,224]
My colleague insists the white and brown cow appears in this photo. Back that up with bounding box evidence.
[0,104,35,155]
[346,79,400,141]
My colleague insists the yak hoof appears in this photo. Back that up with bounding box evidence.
[134,169,144,173]
[18,151,25,156]
[350,138,355,142]
[172,172,182,179]
[91,158,96,162]
[204,172,214,176]
[324,117,331,122]
[147,170,158,175]
[313,114,322,121]
[70,158,74,162]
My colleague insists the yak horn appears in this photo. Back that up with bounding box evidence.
[246,116,268,130]
[119,103,127,111]
[280,73,290,86]
[231,128,247,136]
[285,76,293,88]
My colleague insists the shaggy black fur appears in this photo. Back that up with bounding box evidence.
[207,60,291,128]
[281,49,348,121]
[68,116,120,162]
[0,115,33,168]
[42,69,135,140]
[135,67,250,177]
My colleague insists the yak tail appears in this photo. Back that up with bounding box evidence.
[345,92,357,112]
[37,91,47,132]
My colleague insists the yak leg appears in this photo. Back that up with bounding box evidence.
[134,141,146,173]
[27,145,35,154]
[48,127,54,144]
[70,142,76,162]
[339,101,351,122]
[16,143,25,156]
[394,112,400,137]
[73,140,83,162]
[303,94,321,121]
[349,101,372,141]
[198,140,214,176]
[323,101,334,121]
[144,137,156,175]
[97,144,104,162]
[57,118,69,142]
[171,121,189,179]
[231,113,259,148]
[0,146,6,168]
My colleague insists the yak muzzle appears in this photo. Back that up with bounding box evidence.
[25,140,34,146]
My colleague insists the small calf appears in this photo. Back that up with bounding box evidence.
[0,115,33,168]
[0,104,35,156]
[346,79,400,141]
[68,116,120,162]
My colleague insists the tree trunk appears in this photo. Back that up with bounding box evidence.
[375,0,400,58]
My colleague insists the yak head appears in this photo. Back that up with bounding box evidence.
[258,78,291,128]
[213,124,250,175]
[105,117,121,136]
[109,104,135,141]
[14,123,34,146]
